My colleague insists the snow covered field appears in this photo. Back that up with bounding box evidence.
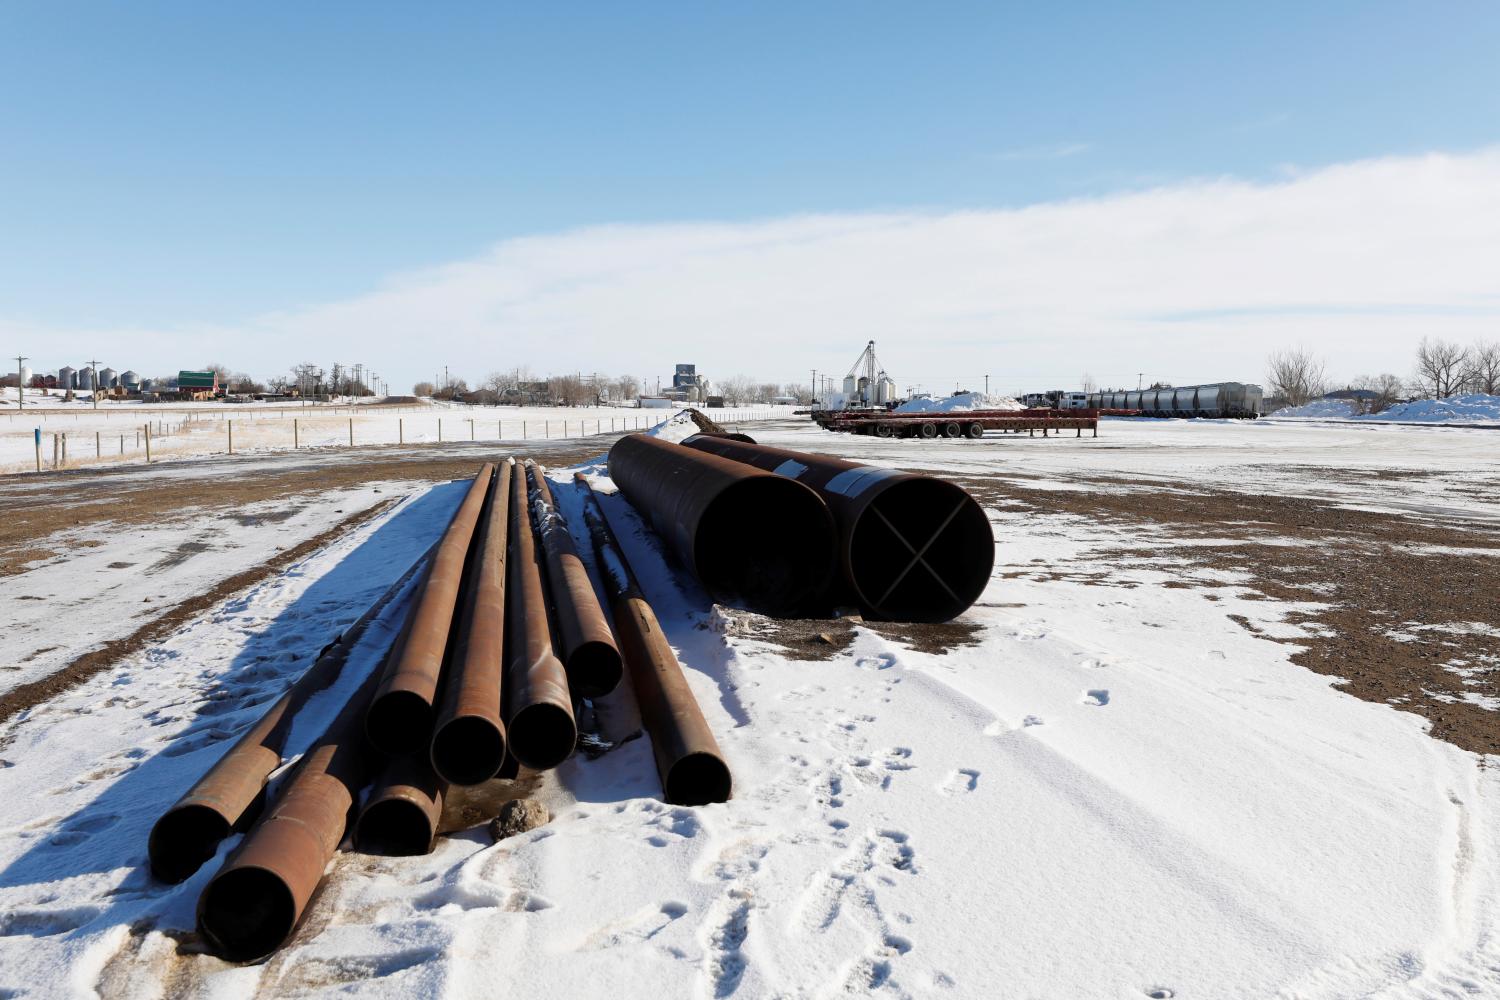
[0,417,1497,998]
[0,401,789,473]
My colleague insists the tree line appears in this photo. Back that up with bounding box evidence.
[410,370,812,407]
[1266,337,1500,413]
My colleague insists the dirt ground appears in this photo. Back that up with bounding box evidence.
[0,438,614,723]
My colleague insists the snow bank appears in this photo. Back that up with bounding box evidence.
[1273,393,1500,424]
[1272,398,1358,419]
[894,392,1022,413]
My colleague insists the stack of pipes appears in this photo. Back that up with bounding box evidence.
[145,460,734,963]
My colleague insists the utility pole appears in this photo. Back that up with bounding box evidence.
[13,355,25,412]
[984,374,989,397]
[87,357,102,410]
[811,369,816,407]
[1138,372,1144,389]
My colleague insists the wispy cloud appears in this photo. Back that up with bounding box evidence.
[6,148,1500,388]
[986,142,1092,162]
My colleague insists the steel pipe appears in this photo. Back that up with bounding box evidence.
[526,461,622,698]
[366,464,494,753]
[148,550,430,883]
[505,457,577,769]
[576,475,731,805]
[682,435,993,622]
[196,617,407,963]
[430,462,511,785]
[355,754,446,856]
[606,434,836,615]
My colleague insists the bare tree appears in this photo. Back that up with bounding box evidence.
[413,380,435,396]
[613,375,640,403]
[549,374,590,407]
[1412,337,1470,399]
[1080,372,1097,394]
[1265,348,1328,407]
[291,363,323,397]
[1350,373,1404,414]
[1468,339,1500,395]
[717,375,754,406]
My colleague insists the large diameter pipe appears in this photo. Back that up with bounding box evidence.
[681,435,993,622]
[148,550,431,884]
[605,434,837,615]
[429,462,511,786]
[505,457,577,770]
[526,461,622,698]
[575,474,731,806]
[355,754,447,856]
[196,621,403,963]
[366,464,495,753]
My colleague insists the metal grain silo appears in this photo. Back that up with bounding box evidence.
[120,370,140,390]
[100,367,119,388]
[78,366,97,390]
[19,365,33,387]
[58,366,77,389]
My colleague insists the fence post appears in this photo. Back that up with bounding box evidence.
[229,420,234,454]
[119,434,124,455]
[470,419,474,441]
[95,431,100,458]
[145,424,151,462]
[438,419,443,442]
[294,418,299,448]
[349,417,353,446]
[399,418,403,444]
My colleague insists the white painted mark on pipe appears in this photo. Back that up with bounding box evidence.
[773,459,808,479]
[823,467,903,497]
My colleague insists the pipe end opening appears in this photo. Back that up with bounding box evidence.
[851,480,994,622]
[695,478,835,615]
[567,641,623,699]
[356,799,437,856]
[366,690,434,755]
[149,804,232,884]
[508,702,577,770]
[665,753,732,806]
[198,866,296,963]
[431,715,506,786]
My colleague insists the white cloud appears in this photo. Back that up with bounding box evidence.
[7,148,1500,393]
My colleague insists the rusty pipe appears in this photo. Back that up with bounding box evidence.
[195,610,410,963]
[429,462,511,785]
[576,475,731,806]
[525,461,622,698]
[505,456,577,769]
[682,435,993,622]
[148,548,432,884]
[366,464,494,753]
[606,434,836,615]
[355,754,447,856]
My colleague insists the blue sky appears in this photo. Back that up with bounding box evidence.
[2,2,1498,387]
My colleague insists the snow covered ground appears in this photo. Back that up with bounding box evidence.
[0,417,1497,998]
[0,402,790,474]
[1271,392,1500,425]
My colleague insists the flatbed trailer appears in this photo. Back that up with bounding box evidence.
[813,408,1100,439]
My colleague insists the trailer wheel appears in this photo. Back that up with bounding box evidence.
[942,421,961,438]
[918,422,938,439]
[875,423,894,438]
[965,422,984,438]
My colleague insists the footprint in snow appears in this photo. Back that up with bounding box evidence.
[1082,689,1110,707]
[939,769,979,795]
